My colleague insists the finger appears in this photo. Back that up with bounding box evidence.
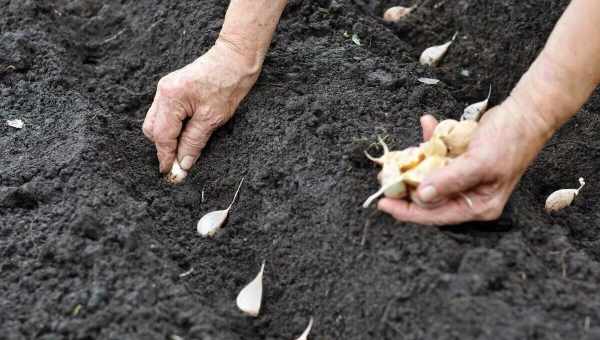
[153,98,187,173]
[176,113,215,171]
[417,154,483,203]
[142,96,159,142]
[377,197,473,225]
[420,114,438,141]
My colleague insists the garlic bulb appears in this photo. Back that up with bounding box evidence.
[166,160,188,184]
[383,5,415,22]
[461,85,492,121]
[295,317,314,340]
[545,177,585,212]
[236,261,265,317]
[419,32,457,66]
[197,177,245,237]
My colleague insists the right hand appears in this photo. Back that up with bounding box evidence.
[142,40,261,175]
[378,97,555,225]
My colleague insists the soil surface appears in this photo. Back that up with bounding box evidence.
[2,0,600,339]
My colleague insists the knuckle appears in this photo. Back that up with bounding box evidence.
[157,75,183,96]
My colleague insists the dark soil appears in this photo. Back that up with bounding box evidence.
[2,0,600,339]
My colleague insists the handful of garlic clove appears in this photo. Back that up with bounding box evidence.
[363,119,478,208]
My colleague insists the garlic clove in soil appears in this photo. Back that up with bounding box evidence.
[166,160,188,184]
[461,85,492,121]
[419,32,458,67]
[545,177,585,212]
[417,77,440,85]
[295,317,314,340]
[236,261,265,317]
[197,177,245,237]
[6,119,24,129]
[383,5,415,22]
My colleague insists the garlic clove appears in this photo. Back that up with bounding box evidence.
[461,85,492,121]
[440,120,477,157]
[197,209,229,237]
[419,32,458,67]
[394,147,425,172]
[383,5,415,22]
[236,261,265,317]
[197,177,245,237]
[166,160,188,184]
[7,119,24,129]
[417,77,440,85]
[295,317,314,340]
[432,119,458,139]
[402,156,449,186]
[364,136,391,165]
[545,177,585,212]
[362,176,406,208]
[421,137,447,157]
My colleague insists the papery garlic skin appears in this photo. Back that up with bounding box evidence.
[165,160,188,184]
[383,6,413,22]
[419,32,457,66]
[236,262,265,317]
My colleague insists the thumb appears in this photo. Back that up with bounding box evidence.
[176,116,215,171]
[417,154,483,203]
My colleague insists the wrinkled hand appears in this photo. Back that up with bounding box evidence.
[378,99,552,225]
[143,41,260,175]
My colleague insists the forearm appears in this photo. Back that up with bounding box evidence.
[508,0,600,140]
[217,0,287,71]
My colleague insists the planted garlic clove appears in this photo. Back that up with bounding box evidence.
[441,120,477,157]
[236,261,265,317]
[383,5,415,22]
[197,209,229,237]
[419,32,457,67]
[545,177,585,212]
[166,160,188,184]
[461,85,492,121]
[295,317,314,340]
[432,119,458,139]
[417,77,440,85]
[7,119,24,129]
[197,177,245,237]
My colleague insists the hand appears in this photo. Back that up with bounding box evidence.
[142,40,261,176]
[377,99,552,225]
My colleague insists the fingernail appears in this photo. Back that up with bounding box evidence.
[180,156,195,171]
[419,185,438,203]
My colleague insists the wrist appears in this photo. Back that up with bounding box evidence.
[215,33,265,77]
